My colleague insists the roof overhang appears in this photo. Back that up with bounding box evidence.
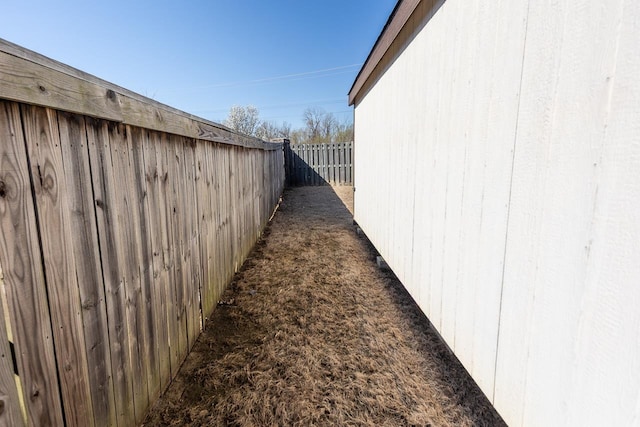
[348,0,442,106]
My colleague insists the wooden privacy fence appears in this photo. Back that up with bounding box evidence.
[284,141,352,186]
[0,39,284,426]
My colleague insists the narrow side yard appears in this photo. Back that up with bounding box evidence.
[143,186,505,426]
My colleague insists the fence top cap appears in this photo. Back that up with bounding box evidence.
[0,38,282,151]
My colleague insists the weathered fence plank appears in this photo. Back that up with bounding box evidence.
[158,135,180,380]
[21,104,97,427]
[183,138,202,348]
[0,101,64,426]
[110,122,149,423]
[167,135,188,371]
[87,118,136,427]
[141,129,171,396]
[0,262,24,427]
[129,126,160,415]
[57,111,117,427]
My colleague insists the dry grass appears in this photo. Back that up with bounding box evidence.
[143,186,505,426]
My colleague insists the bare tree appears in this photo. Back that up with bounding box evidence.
[224,105,260,136]
[223,104,352,143]
[301,107,348,143]
[334,118,354,142]
[303,107,324,142]
[279,121,292,138]
[256,120,294,141]
[320,112,337,142]
[289,128,306,145]
[255,121,279,141]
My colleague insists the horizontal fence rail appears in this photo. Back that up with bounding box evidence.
[284,141,353,186]
[0,39,284,426]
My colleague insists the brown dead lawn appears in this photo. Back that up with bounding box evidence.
[143,186,505,427]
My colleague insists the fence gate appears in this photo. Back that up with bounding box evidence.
[283,141,353,186]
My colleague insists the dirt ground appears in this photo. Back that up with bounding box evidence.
[143,186,506,426]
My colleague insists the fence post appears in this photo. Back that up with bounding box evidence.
[273,138,292,186]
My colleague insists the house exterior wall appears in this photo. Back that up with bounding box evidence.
[352,0,640,425]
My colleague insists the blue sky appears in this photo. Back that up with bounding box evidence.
[1,0,397,129]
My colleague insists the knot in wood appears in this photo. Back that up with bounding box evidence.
[0,180,6,198]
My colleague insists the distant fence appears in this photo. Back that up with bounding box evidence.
[0,39,284,426]
[284,141,353,186]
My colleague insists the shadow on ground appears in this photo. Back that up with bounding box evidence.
[143,186,505,427]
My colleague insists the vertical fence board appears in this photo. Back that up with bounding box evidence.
[312,145,318,186]
[239,149,248,260]
[308,145,313,185]
[232,148,241,272]
[195,143,211,320]
[295,145,302,185]
[298,146,307,185]
[158,134,180,379]
[87,118,135,426]
[324,144,328,184]
[130,127,161,409]
[141,130,172,394]
[227,149,235,275]
[209,146,221,312]
[307,145,313,185]
[126,125,151,422]
[200,144,212,321]
[329,144,335,184]
[109,123,149,423]
[21,105,95,427]
[215,147,226,293]
[183,139,202,347]
[168,136,188,367]
[339,143,344,184]
[238,148,246,266]
[218,146,228,296]
[300,145,306,184]
[308,145,312,185]
[0,263,24,426]
[180,136,192,359]
[346,142,352,184]
[245,151,254,252]
[208,145,220,315]
[57,112,117,427]
[336,143,342,184]
[0,101,59,426]
[227,147,235,278]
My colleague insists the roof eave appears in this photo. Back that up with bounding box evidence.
[348,0,422,106]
